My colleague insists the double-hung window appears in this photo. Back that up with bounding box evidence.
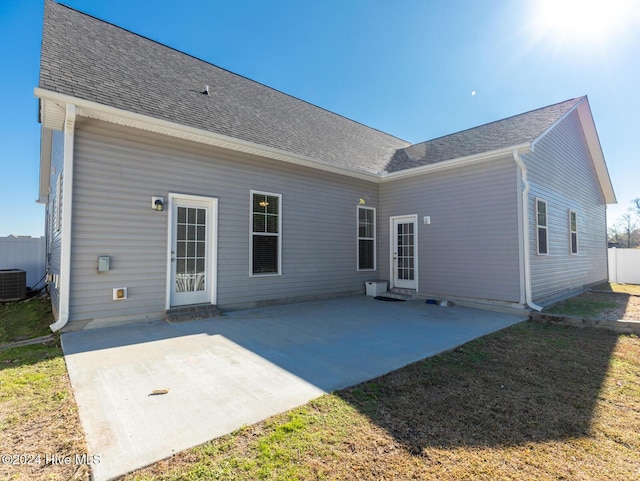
[569,210,578,254]
[250,191,281,276]
[536,199,548,255]
[357,206,376,270]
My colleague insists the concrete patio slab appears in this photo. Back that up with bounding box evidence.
[61,296,527,480]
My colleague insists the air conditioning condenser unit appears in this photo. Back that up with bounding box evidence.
[0,269,27,302]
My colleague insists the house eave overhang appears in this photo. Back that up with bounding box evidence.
[379,143,533,182]
[34,88,380,183]
[35,89,615,200]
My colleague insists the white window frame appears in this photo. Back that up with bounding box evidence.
[249,190,282,277]
[357,206,376,271]
[569,210,578,255]
[536,198,548,255]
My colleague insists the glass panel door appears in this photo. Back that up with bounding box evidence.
[170,196,215,307]
[396,222,414,281]
[392,216,418,290]
[175,206,207,293]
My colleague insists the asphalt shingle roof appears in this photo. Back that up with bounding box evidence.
[386,97,583,172]
[39,0,583,175]
[39,0,410,174]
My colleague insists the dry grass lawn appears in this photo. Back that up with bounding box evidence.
[2,294,639,480]
[0,341,91,481]
[0,297,90,481]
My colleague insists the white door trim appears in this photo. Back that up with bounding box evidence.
[165,193,218,309]
[389,214,418,290]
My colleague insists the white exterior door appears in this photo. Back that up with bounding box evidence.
[169,195,217,307]
[391,215,418,290]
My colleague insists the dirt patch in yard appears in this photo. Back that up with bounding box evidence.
[547,291,640,321]
[598,293,640,321]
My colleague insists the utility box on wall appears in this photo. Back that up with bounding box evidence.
[98,256,110,272]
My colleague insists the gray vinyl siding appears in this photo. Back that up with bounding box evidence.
[67,119,378,323]
[524,110,608,302]
[47,129,65,313]
[379,157,522,303]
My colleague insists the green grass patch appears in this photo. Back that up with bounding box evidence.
[0,343,66,429]
[546,297,619,318]
[128,395,362,481]
[0,295,53,344]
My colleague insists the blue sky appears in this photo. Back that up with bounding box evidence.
[1,0,639,237]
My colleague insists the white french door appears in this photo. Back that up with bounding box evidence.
[168,194,217,307]
[391,215,418,290]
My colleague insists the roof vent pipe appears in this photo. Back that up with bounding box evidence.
[202,85,209,95]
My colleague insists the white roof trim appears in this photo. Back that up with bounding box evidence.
[531,97,616,204]
[34,88,380,183]
[34,89,616,202]
[575,101,617,204]
[380,143,532,181]
[530,98,584,152]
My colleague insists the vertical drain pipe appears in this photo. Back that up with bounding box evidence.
[513,150,544,312]
[50,104,76,332]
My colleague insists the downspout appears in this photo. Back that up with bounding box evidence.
[513,149,544,312]
[50,104,76,332]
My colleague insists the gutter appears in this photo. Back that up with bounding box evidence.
[512,149,543,312]
[49,104,76,332]
[380,143,532,181]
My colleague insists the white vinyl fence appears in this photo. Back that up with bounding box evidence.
[0,236,46,288]
[608,248,640,285]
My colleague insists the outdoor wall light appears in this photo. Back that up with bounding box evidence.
[151,197,164,211]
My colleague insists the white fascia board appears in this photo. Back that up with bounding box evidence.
[380,143,532,182]
[575,101,617,204]
[530,97,616,205]
[34,88,380,183]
